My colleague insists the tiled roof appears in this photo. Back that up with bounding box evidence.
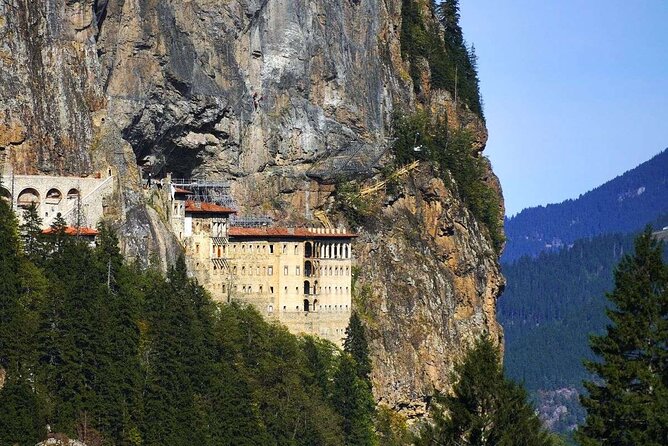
[185,200,237,214]
[228,227,357,239]
[42,226,99,236]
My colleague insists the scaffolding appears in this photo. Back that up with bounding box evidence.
[230,215,273,227]
[170,178,236,209]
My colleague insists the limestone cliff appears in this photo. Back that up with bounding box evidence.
[0,0,504,418]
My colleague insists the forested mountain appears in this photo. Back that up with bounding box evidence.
[500,214,668,434]
[503,149,668,262]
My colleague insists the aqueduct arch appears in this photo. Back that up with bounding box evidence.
[17,188,40,209]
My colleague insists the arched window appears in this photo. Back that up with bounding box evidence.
[305,242,313,258]
[304,280,311,295]
[304,260,313,277]
[0,187,11,203]
[303,299,310,312]
[67,188,80,200]
[17,188,40,209]
[45,188,62,205]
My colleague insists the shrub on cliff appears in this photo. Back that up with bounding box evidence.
[392,112,504,253]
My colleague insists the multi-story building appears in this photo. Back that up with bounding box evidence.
[170,185,356,344]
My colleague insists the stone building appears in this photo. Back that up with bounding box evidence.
[0,170,114,229]
[169,185,356,344]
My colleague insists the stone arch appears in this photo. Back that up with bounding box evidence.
[45,188,63,205]
[17,188,40,209]
[67,188,80,199]
[0,186,11,203]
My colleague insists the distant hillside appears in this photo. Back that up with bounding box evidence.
[500,214,668,434]
[503,149,668,262]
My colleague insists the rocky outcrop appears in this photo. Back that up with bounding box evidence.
[348,164,503,418]
[1,0,504,419]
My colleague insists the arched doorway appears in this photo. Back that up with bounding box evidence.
[305,241,313,258]
[304,260,313,277]
[17,188,40,209]
[303,299,310,312]
[303,280,311,295]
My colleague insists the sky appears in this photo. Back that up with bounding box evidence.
[459,0,668,216]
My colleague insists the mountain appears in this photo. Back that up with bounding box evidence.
[503,149,668,263]
[501,210,668,434]
[0,0,504,423]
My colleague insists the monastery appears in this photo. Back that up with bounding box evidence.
[169,185,356,344]
[1,170,355,344]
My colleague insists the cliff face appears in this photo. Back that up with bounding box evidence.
[0,0,504,418]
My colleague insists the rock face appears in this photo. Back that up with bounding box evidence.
[352,165,503,417]
[1,0,504,418]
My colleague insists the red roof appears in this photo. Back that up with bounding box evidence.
[185,200,237,215]
[228,227,357,239]
[42,226,99,236]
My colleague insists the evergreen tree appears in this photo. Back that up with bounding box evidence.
[331,353,378,446]
[20,203,46,261]
[416,337,554,446]
[0,380,43,446]
[0,192,21,371]
[344,312,372,381]
[576,228,668,446]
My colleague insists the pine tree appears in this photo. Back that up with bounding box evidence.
[416,337,554,446]
[344,312,372,381]
[20,203,46,261]
[576,228,668,446]
[331,353,378,446]
[0,189,22,372]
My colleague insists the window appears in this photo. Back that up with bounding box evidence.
[242,266,246,276]
[284,266,289,276]
[196,244,200,254]
[268,266,273,276]
[233,266,237,275]
[283,244,287,254]
[270,244,274,254]
[296,266,300,276]
[222,284,226,293]
[259,285,263,293]
[270,286,274,294]
[284,286,288,294]
[294,244,298,255]
[256,266,260,276]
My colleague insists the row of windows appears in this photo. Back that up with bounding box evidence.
[278,304,350,312]
[232,285,350,295]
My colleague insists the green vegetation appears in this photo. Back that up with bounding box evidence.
[576,229,668,446]
[400,0,483,116]
[392,111,504,252]
[0,196,377,445]
[415,337,557,446]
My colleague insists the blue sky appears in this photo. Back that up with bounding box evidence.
[459,0,668,216]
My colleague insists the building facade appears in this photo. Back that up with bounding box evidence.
[170,187,356,344]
